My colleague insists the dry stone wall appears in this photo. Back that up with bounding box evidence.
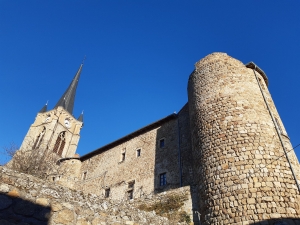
[0,166,191,225]
[188,52,300,224]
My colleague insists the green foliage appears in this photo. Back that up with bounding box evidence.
[138,194,191,224]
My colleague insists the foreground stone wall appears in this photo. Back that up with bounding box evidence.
[188,52,300,224]
[0,166,191,225]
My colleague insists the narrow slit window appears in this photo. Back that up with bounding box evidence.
[136,149,141,157]
[159,139,165,148]
[83,172,87,180]
[127,190,133,200]
[105,188,110,198]
[160,173,167,186]
[122,152,125,161]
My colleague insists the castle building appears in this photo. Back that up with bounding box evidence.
[14,53,300,224]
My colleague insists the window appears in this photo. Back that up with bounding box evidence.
[82,172,87,180]
[127,190,133,200]
[105,188,110,198]
[53,131,66,156]
[159,138,165,148]
[120,148,126,162]
[128,181,135,189]
[33,127,46,149]
[136,149,141,157]
[122,152,126,161]
[160,173,167,186]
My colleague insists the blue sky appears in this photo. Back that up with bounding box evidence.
[1,1,300,164]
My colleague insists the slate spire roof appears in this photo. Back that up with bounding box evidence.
[39,102,48,113]
[78,111,84,122]
[54,63,83,115]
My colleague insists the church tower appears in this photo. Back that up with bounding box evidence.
[19,63,84,158]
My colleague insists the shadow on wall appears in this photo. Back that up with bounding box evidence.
[153,116,201,225]
[250,219,300,225]
[154,120,180,193]
[0,192,51,225]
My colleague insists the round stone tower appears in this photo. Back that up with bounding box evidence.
[188,53,300,224]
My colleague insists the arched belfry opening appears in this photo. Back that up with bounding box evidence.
[33,126,46,150]
[53,131,66,156]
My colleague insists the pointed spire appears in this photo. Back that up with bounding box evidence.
[78,110,84,122]
[39,101,48,113]
[54,62,83,114]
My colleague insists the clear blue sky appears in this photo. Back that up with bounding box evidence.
[1,1,300,164]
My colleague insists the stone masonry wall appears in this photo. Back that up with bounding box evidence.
[188,52,300,224]
[0,166,191,225]
[78,118,181,200]
[19,106,82,159]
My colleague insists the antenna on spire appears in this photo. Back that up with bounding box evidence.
[82,55,86,64]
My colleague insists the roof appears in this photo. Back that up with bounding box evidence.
[78,111,84,122]
[80,113,177,161]
[54,63,83,114]
[39,103,48,113]
[245,62,269,86]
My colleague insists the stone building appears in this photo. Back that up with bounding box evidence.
[19,64,84,158]
[11,53,300,224]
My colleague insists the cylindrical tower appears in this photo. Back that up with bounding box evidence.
[188,53,300,224]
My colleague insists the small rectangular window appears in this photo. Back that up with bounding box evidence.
[127,190,133,200]
[122,152,125,161]
[128,181,135,189]
[160,173,167,186]
[136,149,141,157]
[105,188,110,198]
[159,139,165,148]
